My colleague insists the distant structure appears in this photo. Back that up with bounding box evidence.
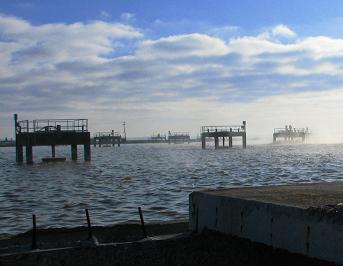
[151,133,167,142]
[14,114,91,164]
[273,125,310,143]
[0,138,15,147]
[168,131,190,144]
[122,122,127,143]
[93,131,121,147]
[201,121,247,149]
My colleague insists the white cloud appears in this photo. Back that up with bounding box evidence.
[1,16,343,142]
[100,10,110,19]
[272,24,297,38]
[120,12,135,23]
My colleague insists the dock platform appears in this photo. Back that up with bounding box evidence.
[93,131,121,147]
[190,181,343,264]
[273,125,309,143]
[168,132,190,144]
[14,114,91,164]
[201,121,246,149]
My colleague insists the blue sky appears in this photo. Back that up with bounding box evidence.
[1,1,343,142]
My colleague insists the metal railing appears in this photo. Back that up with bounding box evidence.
[16,119,88,133]
[168,132,190,137]
[201,125,246,133]
[274,128,308,134]
[94,131,120,137]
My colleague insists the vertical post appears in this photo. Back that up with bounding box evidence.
[17,146,24,162]
[71,144,77,160]
[242,134,247,149]
[32,214,37,249]
[84,144,91,161]
[118,138,121,147]
[201,134,206,149]
[214,137,219,149]
[51,145,55,158]
[229,136,233,148]
[273,135,276,143]
[85,209,92,239]
[138,207,147,238]
[26,145,33,164]
[222,137,225,147]
[93,137,96,147]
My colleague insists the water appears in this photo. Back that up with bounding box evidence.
[1,143,343,235]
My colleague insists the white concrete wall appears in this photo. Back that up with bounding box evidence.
[189,191,343,264]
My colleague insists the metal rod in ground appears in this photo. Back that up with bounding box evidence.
[31,214,37,249]
[85,209,92,239]
[138,207,147,238]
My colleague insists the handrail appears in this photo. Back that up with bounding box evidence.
[94,131,120,137]
[16,119,88,133]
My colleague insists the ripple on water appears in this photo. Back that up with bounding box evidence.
[1,144,343,235]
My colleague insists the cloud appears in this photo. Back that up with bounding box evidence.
[120,12,135,23]
[1,15,343,142]
[271,24,297,38]
[100,10,110,19]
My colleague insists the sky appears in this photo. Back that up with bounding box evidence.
[1,0,343,142]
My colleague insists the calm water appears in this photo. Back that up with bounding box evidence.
[1,143,343,235]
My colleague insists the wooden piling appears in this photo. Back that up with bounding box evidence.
[138,207,147,238]
[85,209,92,239]
[51,145,55,158]
[26,145,33,164]
[71,144,77,160]
[32,214,37,249]
[84,144,91,161]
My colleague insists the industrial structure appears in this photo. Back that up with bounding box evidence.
[273,125,310,143]
[14,114,91,164]
[168,131,190,144]
[201,121,246,149]
[93,131,121,147]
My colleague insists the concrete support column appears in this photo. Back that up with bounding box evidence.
[51,145,55,158]
[222,137,225,147]
[84,144,91,161]
[214,137,219,149]
[71,144,77,160]
[93,138,96,147]
[242,134,247,149]
[201,135,206,149]
[229,136,233,148]
[26,145,33,164]
[118,139,121,147]
[99,139,102,147]
[16,145,23,163]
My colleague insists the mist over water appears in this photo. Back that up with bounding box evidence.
[1,143,343,235]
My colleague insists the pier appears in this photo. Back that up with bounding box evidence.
[93,131,121,147]
[273,125,309,143]
[14,114,91,164]
[168,132,190,144]
[201,121,246,149]
[190,182,343,265]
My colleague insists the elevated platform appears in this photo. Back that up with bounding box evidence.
[273,126,310,143]
[168,132,190,144]
[190,182,343,264]
[201,121,246,149]
[14,114,91,164]
[93,131,121,147]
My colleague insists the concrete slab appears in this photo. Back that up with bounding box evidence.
[189,182,343,265]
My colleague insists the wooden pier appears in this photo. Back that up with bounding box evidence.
[14,114,91,164]
[93,131,121,147]
[273,125,309,143]
[168,132,190,144]
[201,121,246,149]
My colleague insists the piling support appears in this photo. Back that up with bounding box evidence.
[26,145,33,164]
[138,207,147,238]
[222,137,225,147]
[16,145,23,162]
[201,135,206,149]
[84,144,91,161]
[85,209,92,239]
[31,214,37,250]
[214,137,219,149]
[118,138,121,147]
[71,144,77,160]
[51,145,55,158]
[242,134,247,149]
[229,136,233,148]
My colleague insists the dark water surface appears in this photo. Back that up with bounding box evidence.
[1,143,343,235]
